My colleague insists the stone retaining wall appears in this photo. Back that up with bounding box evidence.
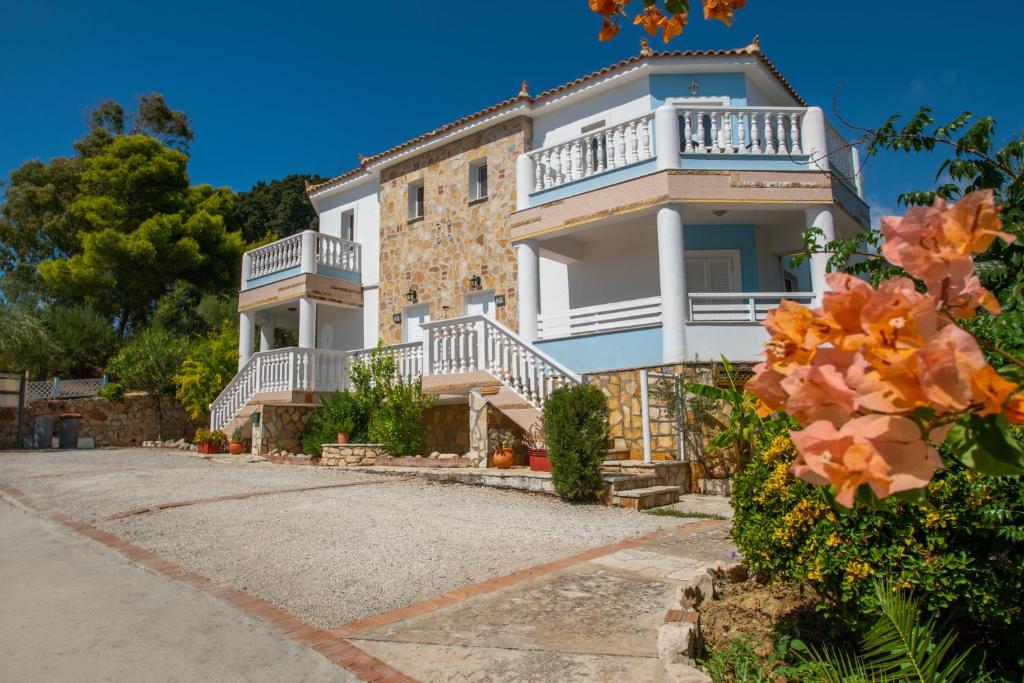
[251,404,315,455]
[422,403,470,455]
[0,393,197,448]
[320,443,388,467]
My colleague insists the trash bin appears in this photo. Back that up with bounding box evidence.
[33,414,58,449]
[59,413,83,449]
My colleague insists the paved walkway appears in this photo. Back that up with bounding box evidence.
[0,500,352,682]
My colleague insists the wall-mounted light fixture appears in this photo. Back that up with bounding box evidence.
[468,274,482,290]
[712,209,728,217]
[392,313,402,324]
[689,80,699,95]
[494,294,506,307]
[287,307,297,312]
[405,287,418,303]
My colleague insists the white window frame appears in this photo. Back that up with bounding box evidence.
[684,249,741,293]
[408,180,425,220]
[340,208,356,241]
[468,159,488,201]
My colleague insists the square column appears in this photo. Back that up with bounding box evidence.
[239,311,255,370]
[298,297,316,349]
[805,205,837,306]
[516,240,540,342]
[259,324,275,352]
[657,204,687,363]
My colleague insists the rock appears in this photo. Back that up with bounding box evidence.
[437,453,457,460]
[142,440,153,448]
[245,455,266,463]
[658,621,699,664]
[664,663,712,683]
[430,451,440,458]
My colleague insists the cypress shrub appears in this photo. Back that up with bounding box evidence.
[543,384,609,502]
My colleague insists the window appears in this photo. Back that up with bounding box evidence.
[341,209,355,241]
[684,250,740,293]
[469,160,488,201]
[783,271,798,293]
[408,180,425,220]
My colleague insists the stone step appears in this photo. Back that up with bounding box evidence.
[603,448,631,461]
[601,473,659,495]
[612,485,682,511]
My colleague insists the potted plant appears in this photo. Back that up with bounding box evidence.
[524,419,550,472]
[228,426,245,455]
[335,415,355,445]
[194,428,221,455]
[490,428,514,469]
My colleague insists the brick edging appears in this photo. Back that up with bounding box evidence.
[331,518,727,638]
[0,481,418,683]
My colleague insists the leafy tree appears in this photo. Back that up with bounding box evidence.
[41,305,119,378]
[107,327,190,437]
[174,323,239,420]
[73,94,193,157]
[235,174,324,243]
[0,304,53,375]
[152,282,238,338]
[36,136,244,334]
[543,384,610,502]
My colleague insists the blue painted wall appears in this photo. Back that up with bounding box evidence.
[780,254,812,292]
[246,265,300,289]
[529,159,657,206]
[649,73,747,106]
[536,326,663,374]
[685,224,759,291]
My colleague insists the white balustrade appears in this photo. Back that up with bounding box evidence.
[349,342,423,383]
[537,296,663,340]
[422,316,580,409]
[528,113,655,193]
[209,347,348,430]
[688,292,815,322]
[244,231,362,286]
[677,107,805,156]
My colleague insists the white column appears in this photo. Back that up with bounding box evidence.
[851,145,864,198]
[298,297,316,349]
[654,104,681,171]
[240,252,252,291]
[238,311,255,370]
[801,106,830,174]
[516,240,540,342]
[259,324,274,352]
[806,205,837,306]
[516,154,535,211]
[300,230,317,275]
[657,204,687,363]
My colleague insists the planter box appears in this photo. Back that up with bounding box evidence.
[196,442,222,455]
[528,448,551,472]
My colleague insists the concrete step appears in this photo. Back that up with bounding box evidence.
[612,485,681,511]
[602,473,658,495]
[603,448,631,462]
[482,387,542,432]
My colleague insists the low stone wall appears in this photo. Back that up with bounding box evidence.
[320,443,388,467]
[251,404,315,455]
[0,393,197,448]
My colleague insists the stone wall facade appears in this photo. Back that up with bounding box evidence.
[320,443,387,467]
[422,403,470,455]
[251,404,315,455]
[0,393,198,448]
[377,117,531,343]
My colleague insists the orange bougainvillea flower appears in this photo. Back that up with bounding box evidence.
[881,202,974,290]
[660,12,688,42]
[1006,394,1024,424]
[598,17,620,40]
[917,324,987,412]
[633,5,665,36]
[815,272,873,350]
[945,274,1001,318]
[763,299,818,374]
[703,0,747,25]
[589,0,622,17]
[747,362,788,417]
[780,349,858,427]
[941,189,1014,255]
[859,277,939,370]
[790,415,943,507]
[970,364,1019,417]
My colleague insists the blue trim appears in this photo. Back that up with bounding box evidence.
[684,224,759,291]
[529,159,656,207]
[680,155,809,172]
[536,326,663,374]
[316,264,361,283]
[650,73,746,107]
[245,266,301,289]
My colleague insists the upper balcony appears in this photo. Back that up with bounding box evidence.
[238,230,363,313]
[514,104,865,224]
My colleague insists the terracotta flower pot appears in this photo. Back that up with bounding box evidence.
[492,446,513,469]
[528,448,551,472]
[228,441,244,455]
[337,432,350,445]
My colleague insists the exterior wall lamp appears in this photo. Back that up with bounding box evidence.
[393,312,402,324]
[468,274,482,290]
[494,294,506,307]
[406,287,418,303]
[689,80,699,95]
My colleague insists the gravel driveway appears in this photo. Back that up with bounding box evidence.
[0,448,682,628]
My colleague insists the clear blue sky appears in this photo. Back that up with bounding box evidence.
[2,1,1021,223]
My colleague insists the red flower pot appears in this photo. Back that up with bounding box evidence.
[528,448,551,472]
[197,442,222,455]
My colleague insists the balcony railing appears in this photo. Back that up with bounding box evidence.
[676,106,805,156]
[527,112,655,194]
[536,297,663,340]
[348,342,424,383]
[242,231,361,289]
[688,291,815,322]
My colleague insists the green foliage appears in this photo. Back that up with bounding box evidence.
[304,391,364,455]
[236,174,325,243]
[173,323,239,421]
[803,580,982,682]
[368,379,436,456]
[108,327,190,438]
[97,382,125,401]
[152,282,236,338]
[542,383,609,502]
[703,635,819,683]
[193,428,226,445]
[0,304,54,374]
[40,304,119,377]
[731,427,1024,675]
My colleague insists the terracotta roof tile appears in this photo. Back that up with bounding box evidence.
[307,43,803,197]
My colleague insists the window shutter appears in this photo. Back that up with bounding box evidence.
[685,257,709,293]
[708,257,735,292]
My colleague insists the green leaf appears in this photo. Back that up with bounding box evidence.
[947,415,1024,476]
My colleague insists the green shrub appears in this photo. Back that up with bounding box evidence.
[173,323,238,420]
[302,390,364,456]
[731,426,1024,675]
[98,381,125,401]
[542,384,609,502]
[368,379,435,456]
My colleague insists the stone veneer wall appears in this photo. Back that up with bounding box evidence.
[376,117,531,343]
[251,404,315,455]
[586,361,754,480]
[422,403,470,455]
[0,393,198,448]
[320,444,387,467]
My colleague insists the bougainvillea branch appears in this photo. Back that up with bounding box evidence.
[589,0,747,43]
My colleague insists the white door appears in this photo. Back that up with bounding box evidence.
[403,304,430,343]
[464,291,496,319]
